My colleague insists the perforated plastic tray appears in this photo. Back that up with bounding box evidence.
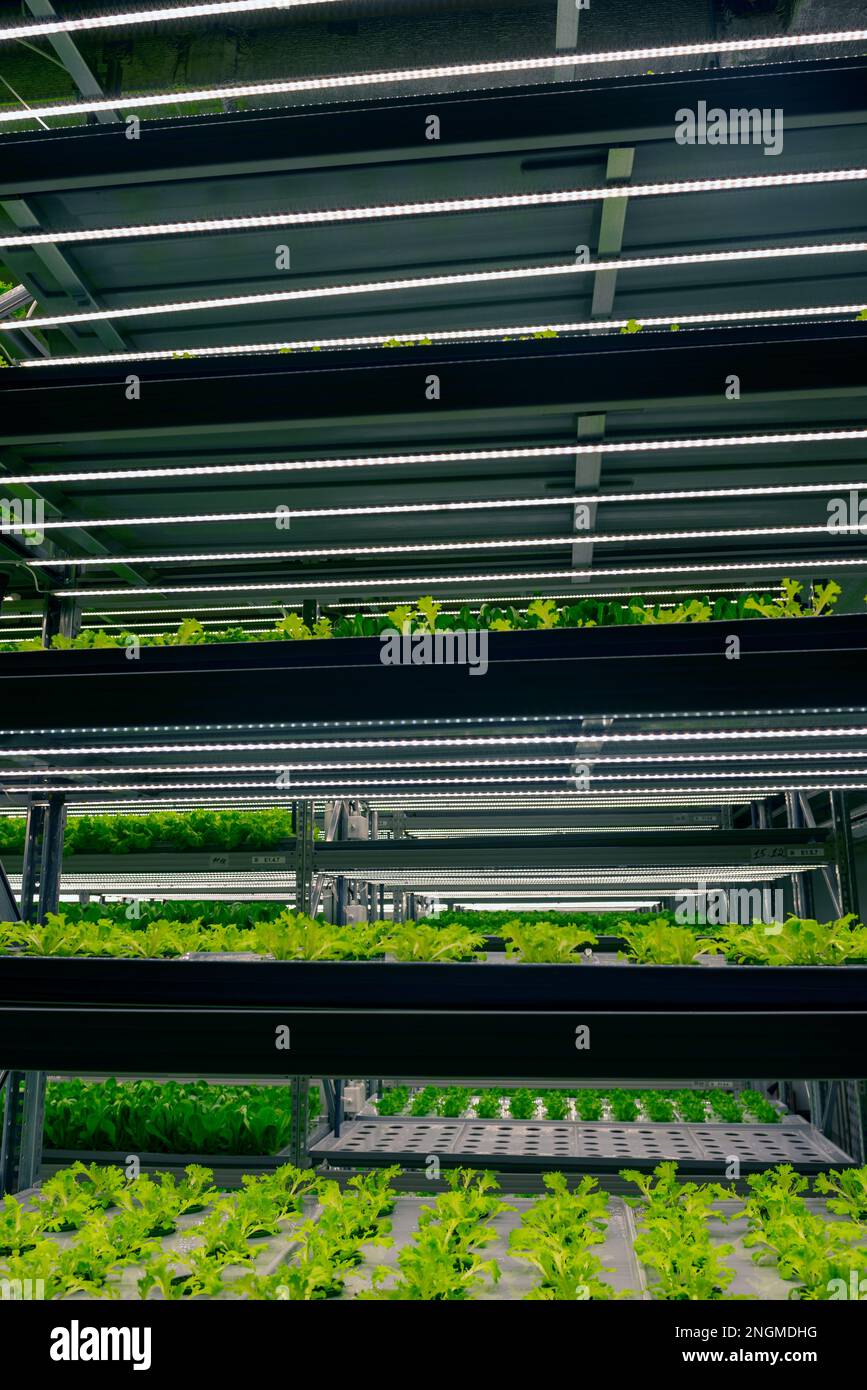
[310,1117,851,1171]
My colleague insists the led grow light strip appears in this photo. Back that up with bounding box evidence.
[17,491,867,534]
[0,1,365,41]
[4,168,864,250]
[7,427,867,486]
[2,30,866,118]
[7,776,867,793]
[6,733,867,756]
[7,240,867,332]
[0,795,714,810]
[3,727,863,756]
[50,556,867,598]
[0,585,762,626]
[23,300,867,368]
[25,795,731,810]
[25,522,864,560]
[7,750,863,777]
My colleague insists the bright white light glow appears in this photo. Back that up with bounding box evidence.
[26,521,863,564]
[6,777,865,793]
[23,300,867,368]
[5,750,861,778]
[5,169,865,249]
[7,428,865,486]
[0,2,363,42]
[5,241,865,332]
[3,727,864,758]
[50,556,867,598]
[0,31,864,118]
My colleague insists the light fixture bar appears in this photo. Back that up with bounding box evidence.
[5,240,866,332]
[3,727,865,758]
[6,779,867,796]
[5,751,862,777]
[0,30,864,118]
[4,168,864,250]
[49,556,867,598]
[23,299,867,368]
[0,585,769,631]
[6,428,866,486]
[0,1,365,42]
[26,521,863,563]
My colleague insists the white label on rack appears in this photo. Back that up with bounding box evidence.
[252,854,287,865]
[208,854,229,867]
[749,846,825,860]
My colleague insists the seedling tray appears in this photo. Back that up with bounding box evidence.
[310,1117,851,1173]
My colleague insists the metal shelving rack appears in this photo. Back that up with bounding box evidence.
[1,21,867,1199]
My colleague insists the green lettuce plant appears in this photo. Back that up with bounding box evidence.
[509,1173,622,1300]
[617,918,714,964]
[364,1170,511,1301]
[500,919,596,962]
[707,915,867,965]
[622,1163,737,1301]
[382,921,485,962]
[815,1166,867,1221]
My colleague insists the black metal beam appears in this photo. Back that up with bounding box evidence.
[0,1004,862,1077]
[0,613,865,730]
[0,56,863,195]
[0,324,863,446]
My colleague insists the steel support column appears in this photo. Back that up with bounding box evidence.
[293,800,314,914]
[289,1076,310,1167]
[830,791,860,918]
[17,792,65,1189]
[38,793,66,922]
[785,791,814,918]
[19,800,45,922]
[824,792,863,1162]
[0,1071,22,1197]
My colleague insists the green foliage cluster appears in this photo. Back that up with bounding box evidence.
[364,1170,512,1300]
[0,913,266,958]
[374,1086,781,1124]
[0,808,293,857]
[703,915,867,965]
[623,1162,737,1300]
[420,907,678,933]
[616,918,714,964]
[44,1079,321,1156]
[744,1165,867,1299]
[6,1161,866,1301]
[4,910,864,965]
[500,919,596,962]
[0,579,841,653]
[0,913,542,960]
[237,1167,400,1301]
[509,1173,620,1299]
[618,915,867,966]
[33,899,293,929]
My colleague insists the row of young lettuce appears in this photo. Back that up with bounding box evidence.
[2,910,865,965]
[2,1160,865,1301]
[0,809,296,856]
[0,580,843,653]
[39,1078,780,1156]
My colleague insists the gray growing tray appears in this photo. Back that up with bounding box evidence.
[310,1117,852,1172]
[338,1194,643,1300]
[16,1184,856,1301]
